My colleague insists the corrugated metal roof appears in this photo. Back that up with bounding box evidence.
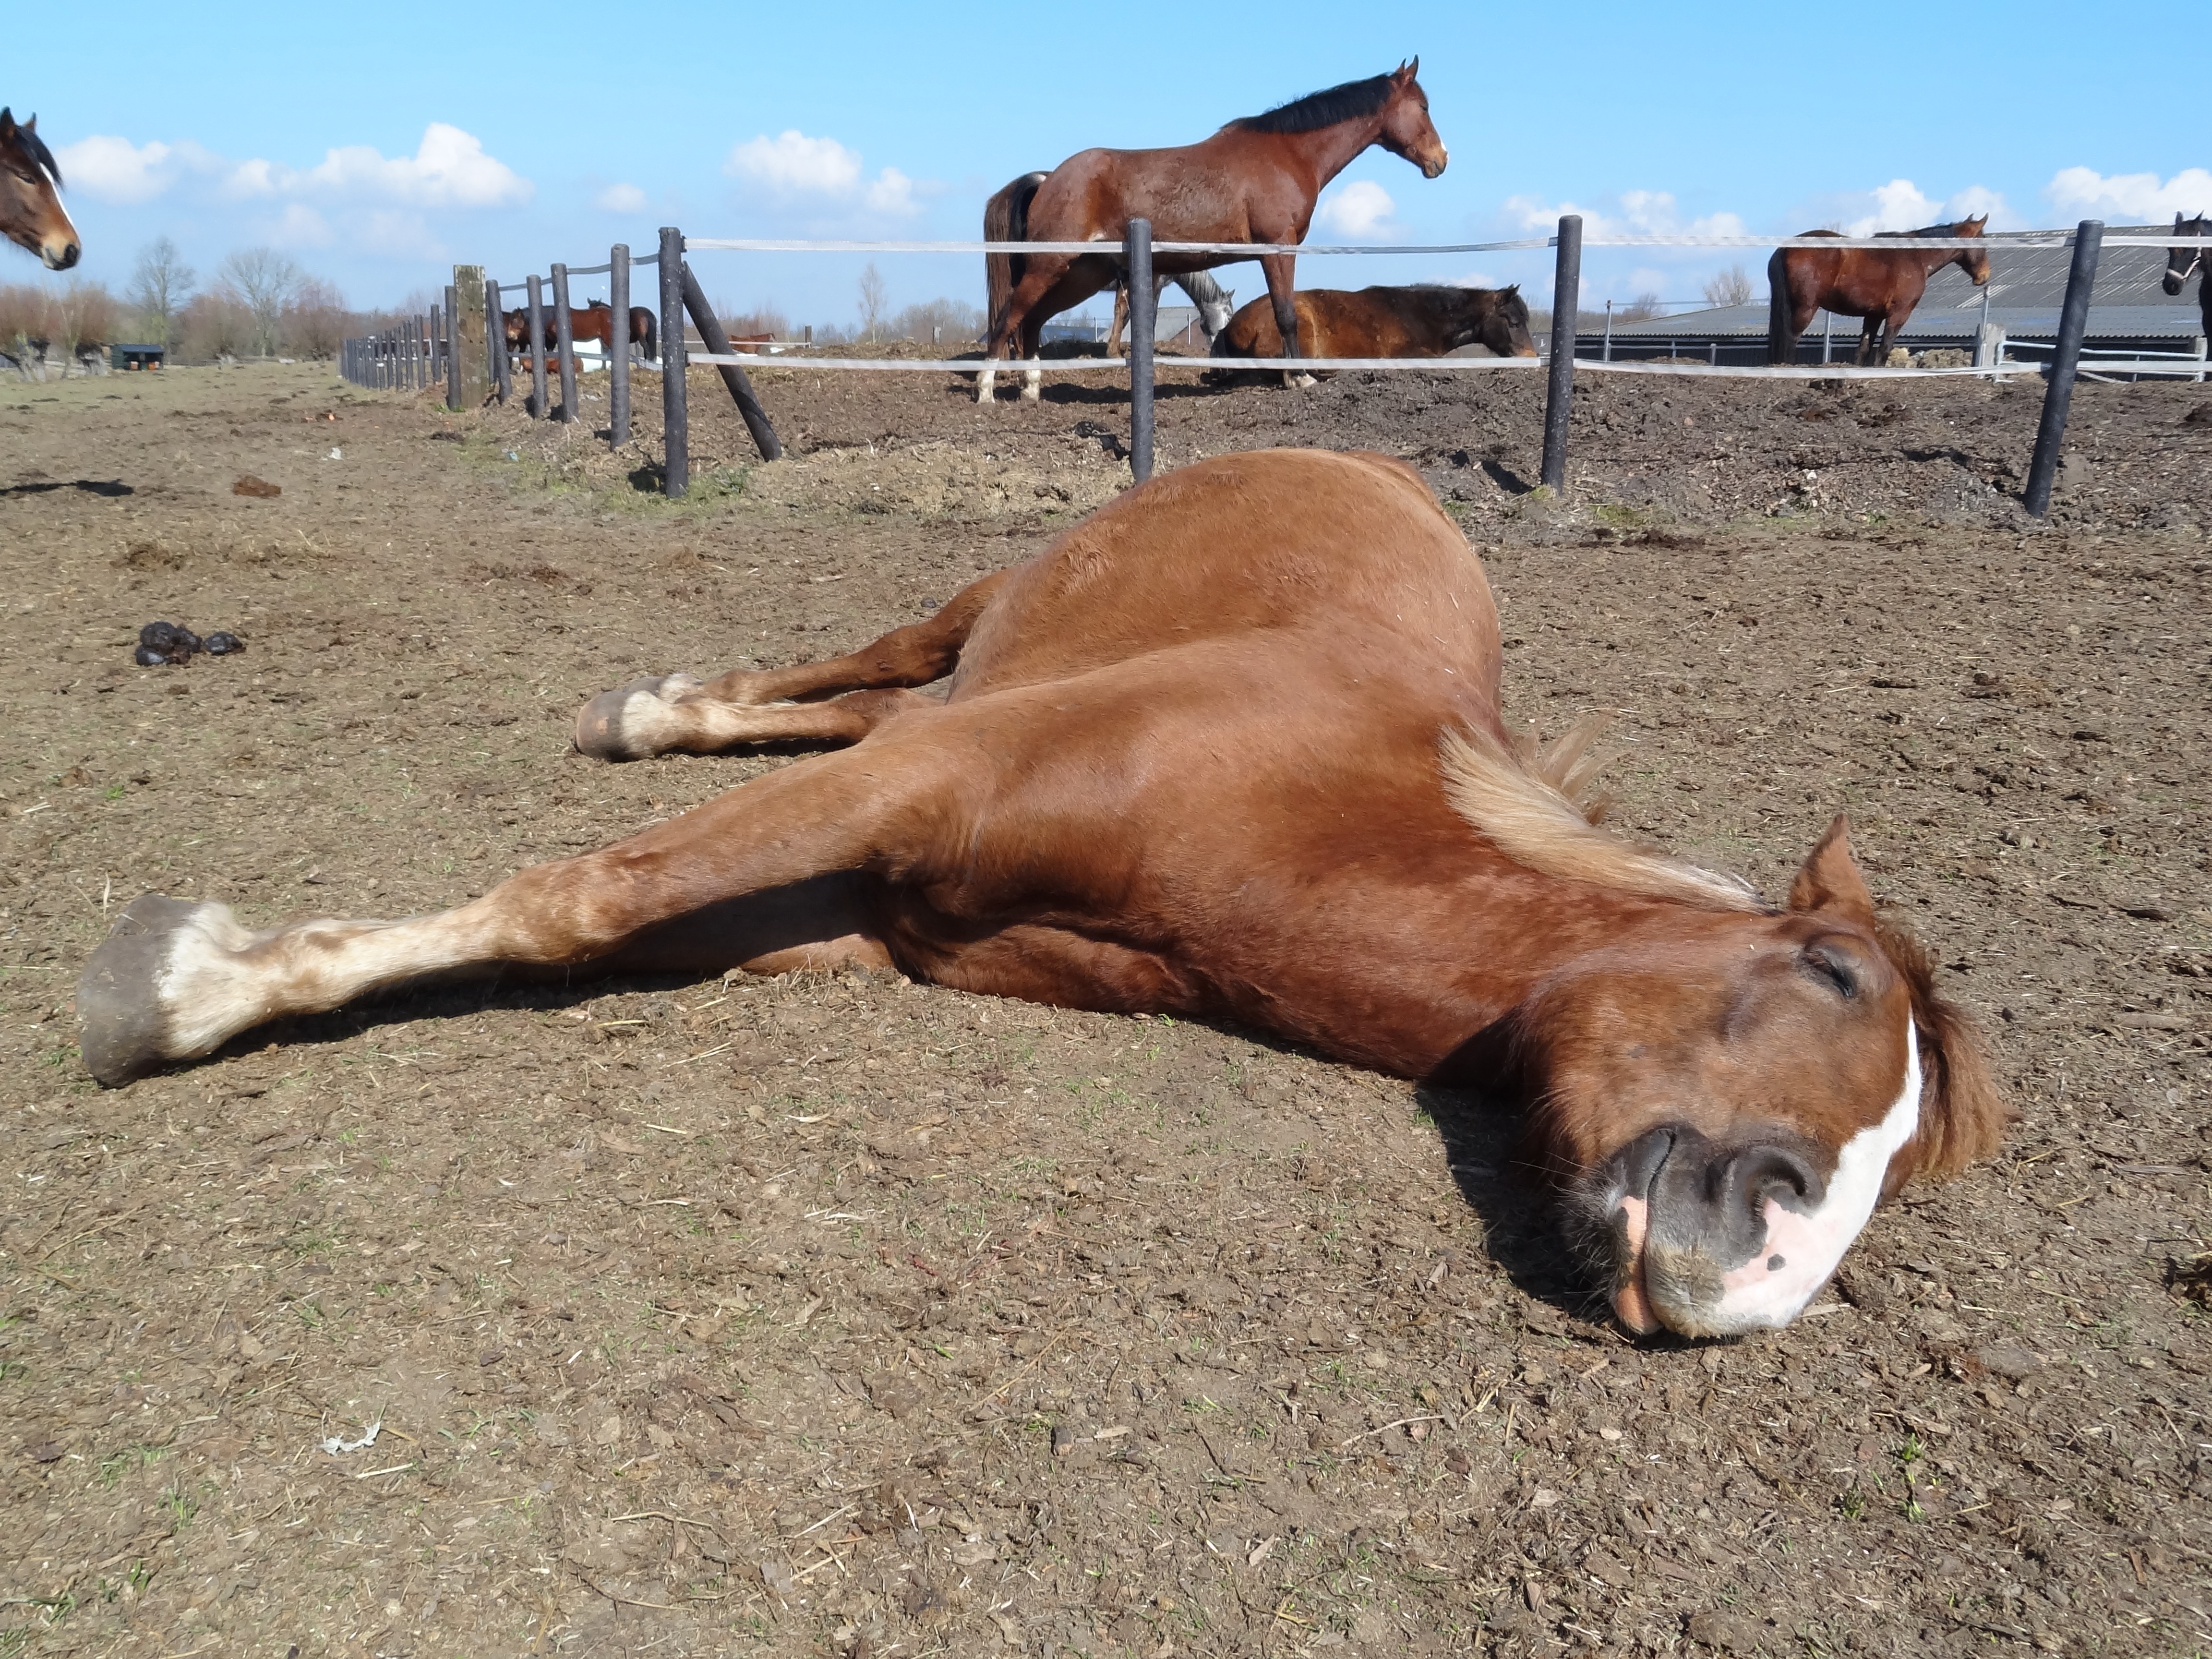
[1607,228,2208,342]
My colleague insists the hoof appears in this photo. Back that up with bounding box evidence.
[573,673,699,762]
[77,895,209,1086]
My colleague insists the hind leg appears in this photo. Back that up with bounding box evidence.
[575,571,1009,760]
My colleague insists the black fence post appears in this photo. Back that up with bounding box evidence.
[551,262,577,422]
[486,278,510,405]
[1540,214,1582,493]
[680,261,782,460]
[2024,219,2104,519]
[609,243,631,447]
[526,274,548,420]
[659,227,688,497]
[1126,217,1155,484]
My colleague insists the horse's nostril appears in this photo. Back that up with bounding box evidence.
[1726,1144,1819,1213]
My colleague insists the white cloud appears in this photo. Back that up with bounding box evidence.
[724,129,927,220]
[595,181,648,213]
[1315,180,1399,239]
[2045,166,2212,223]
[55,123,529,211]
[273,203,335,248]
[726,130,864,195]
[1504,189,1749,244]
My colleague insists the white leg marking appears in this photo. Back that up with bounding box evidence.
[1713,1021,1922,1328]
[1022,358,1042,402]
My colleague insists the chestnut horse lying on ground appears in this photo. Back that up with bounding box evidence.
[978,62,1446,401]
[1767,216,1989,366]
[77,451,2003,1336]
[1210,283,1536,381]
[0,108,78,270]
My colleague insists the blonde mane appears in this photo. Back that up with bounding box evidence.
[1439,718,1765,912]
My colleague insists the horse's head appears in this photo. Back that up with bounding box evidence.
[1513,817,2004,1337]
[503,308,529,348]
[2165,211,2209,296]
[0,109,80,271]
[1954,214,1990,286]
[1451,283,1537,358]
[1379,60,1447,180]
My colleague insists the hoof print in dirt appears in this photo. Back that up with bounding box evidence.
[135,620,203,665]
[77,893,225,1087]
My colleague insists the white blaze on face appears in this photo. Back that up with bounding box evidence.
[1713,1021,1922,1329]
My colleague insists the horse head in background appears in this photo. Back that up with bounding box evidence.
[979,61,1445,400]
[0,109,79,270]
[2166,212,2212,337]
[1767,216,1988,367]
[1106,269,1238,355]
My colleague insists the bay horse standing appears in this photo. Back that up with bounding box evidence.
[0,108,78,270]
[76,449,2004,1339]
[1211,282,1537,378]
[978,62,1446,401]
[569,299,658,363]
[1766,216,1989,366]
[2165,212,2212,341]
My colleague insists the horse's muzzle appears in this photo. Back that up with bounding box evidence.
[2166,273,2188,297]
[42,236,79,271]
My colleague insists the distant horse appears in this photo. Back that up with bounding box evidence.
[2165,212,2212,340]
[1767,216,1989,366]
[1106,269,1237,354]
[569,300,658,363]
[1211,283,1536,380]
[978,61,1446,401]
[0,108,79,270]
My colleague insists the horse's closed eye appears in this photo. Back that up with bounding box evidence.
[1801,942,1861,998]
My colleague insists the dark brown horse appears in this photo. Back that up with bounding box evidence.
[1211,282,1536,378]
[1767,216,1989,366]
[2165,212,2212,340]
[978,62,1446,400]
[570,299,657,362]
[0,108,78,270]
[77,449,2005,1338]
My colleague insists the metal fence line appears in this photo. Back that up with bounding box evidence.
[683,233,2210,256]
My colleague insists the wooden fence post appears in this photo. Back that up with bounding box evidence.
[526,274,548,420]
[1126,217,1154,483]
[2023,220,2104,519]
[448,267,484,409]
[679,261,781,461]
[659,227,688,497]
[1539,214,1582,493]
[609,244,631,447]
[551,262,577,422]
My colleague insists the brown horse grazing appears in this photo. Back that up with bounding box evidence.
[0,108,79,270]
[569,299,658,362]
[978,62,1446,401]
[76,450,2005,1338]
[2165,212,2212,340]
[1767,216,1989,366]
[1211,282,1536,379]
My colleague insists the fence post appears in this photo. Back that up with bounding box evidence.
[2023,219,2104,519]
[486,278,510,404]
[1126,217,1155,484]
[1539,214,1582,493]
[551,262,577,422]
[659,227,688,497]
[609,244,631,446]
[526,274,548,420]
[679,261,782,460]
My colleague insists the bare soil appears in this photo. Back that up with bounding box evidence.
[0,358,2208,1659]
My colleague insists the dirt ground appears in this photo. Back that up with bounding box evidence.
[1,355,2208,1659]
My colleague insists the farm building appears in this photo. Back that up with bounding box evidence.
[108,343,165,371]
[1040,304,1213,349]
[1577,228,2208,371]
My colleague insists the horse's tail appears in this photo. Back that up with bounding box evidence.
[1765,247,1793,365]
[985,171,1047,346]
[635,306,657,361]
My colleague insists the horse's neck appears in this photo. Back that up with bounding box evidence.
[1286,116,1388,190]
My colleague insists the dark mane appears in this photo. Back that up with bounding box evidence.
[1227,73,1393,136]
[1881,218,1979,239]
[0,110,62,187]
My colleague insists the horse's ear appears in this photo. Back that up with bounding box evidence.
[1394,57,1418,83]
[0,109,14,139]
[1788,815,1878,929]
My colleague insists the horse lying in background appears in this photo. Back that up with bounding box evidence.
[1210,283,1536,383]
[978,62,1446,400]
[78,449,2005,1339]
[2165,212,2211,341]
[0,108,78,270]
[1767,216,1989,366]
[1107,269,1237,354]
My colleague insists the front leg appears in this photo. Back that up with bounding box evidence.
[1262,253,1311,388]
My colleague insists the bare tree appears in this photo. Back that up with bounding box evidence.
[54,280,118,370]
[283,277,347,360]
[856,261,888,341]
[216,247,305,358]
[890,296,984,347]
[1620,292,1665,323]
[127,237,196,345]
[1703,264,1755,307]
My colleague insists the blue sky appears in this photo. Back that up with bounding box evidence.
[11,0,2206,325]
